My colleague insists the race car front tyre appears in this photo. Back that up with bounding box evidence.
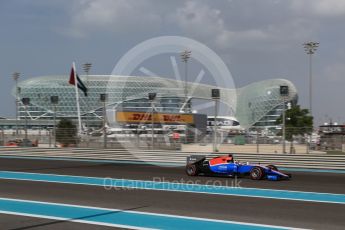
[250,167,264,180]
[186,164,198,176]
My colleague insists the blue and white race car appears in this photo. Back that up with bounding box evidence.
[186,154,291,181]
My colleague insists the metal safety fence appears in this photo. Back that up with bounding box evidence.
[0,147,344,170]
[0,127,344,154]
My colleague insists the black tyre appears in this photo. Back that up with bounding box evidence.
[266,165,278,171]
[186,164,198,176]
[250,167,264,180]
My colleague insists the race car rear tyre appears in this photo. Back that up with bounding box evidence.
[266,165,278,171]
[186,164,198,176]
[250,167,264,180]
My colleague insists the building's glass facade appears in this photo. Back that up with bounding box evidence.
[235,79,298,129]
[14,75,297,129]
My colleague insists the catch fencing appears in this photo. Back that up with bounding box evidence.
[0,147,344,170]
[1,127,344,154]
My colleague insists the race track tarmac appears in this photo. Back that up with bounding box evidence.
[0,157,344,229]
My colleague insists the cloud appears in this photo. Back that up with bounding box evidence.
[63,0,341,48]
[291,0,345,17]
[168,1,316,50]
[171,1,224,39]
[323,62,345,82]
[65,0,162,37]
[169,1,269,49]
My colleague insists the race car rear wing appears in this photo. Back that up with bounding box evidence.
[187,154,234,165]
[186,155,206,164]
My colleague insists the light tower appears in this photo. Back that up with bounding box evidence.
[303,41,319,115]
[83,63,92,76]
[181,50,192,112]
[83,63,92,131]
[12,72,20,136]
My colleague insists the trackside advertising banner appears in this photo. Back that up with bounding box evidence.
[116,112,194,124]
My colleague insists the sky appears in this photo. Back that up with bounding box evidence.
[1,0,345,125]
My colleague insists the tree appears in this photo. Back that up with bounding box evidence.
[276,105,313,141]
[55,118,78,146]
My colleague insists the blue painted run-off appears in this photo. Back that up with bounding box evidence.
[0,198,289,230]
[0,171,345,204]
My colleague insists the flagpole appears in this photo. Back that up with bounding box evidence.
[73,62,82,134]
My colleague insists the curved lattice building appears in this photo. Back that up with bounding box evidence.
[236,79,298,128]
[14,75,297,129]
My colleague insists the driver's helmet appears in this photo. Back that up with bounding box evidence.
[225,154,233,163]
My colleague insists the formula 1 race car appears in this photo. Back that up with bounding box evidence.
[186,154,291,181]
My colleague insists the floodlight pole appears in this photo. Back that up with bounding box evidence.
[103,101,106,148]
[256,128,259,153]
[282,96,286,153]
[24,106,28,140]
[100,94,107,149]
[212,89,220,153]
[214,99,219,152]
[12,72,20,136]
[51,96,59,148]
[303,42,318,153]
[181,50,191,113]
[280,86,289,154]
[83,63,92,132]
[54,104,56,147]
[303,41,319,115]
[21,98,30,140]
[151,102,154,149]
[148,93,156,150]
